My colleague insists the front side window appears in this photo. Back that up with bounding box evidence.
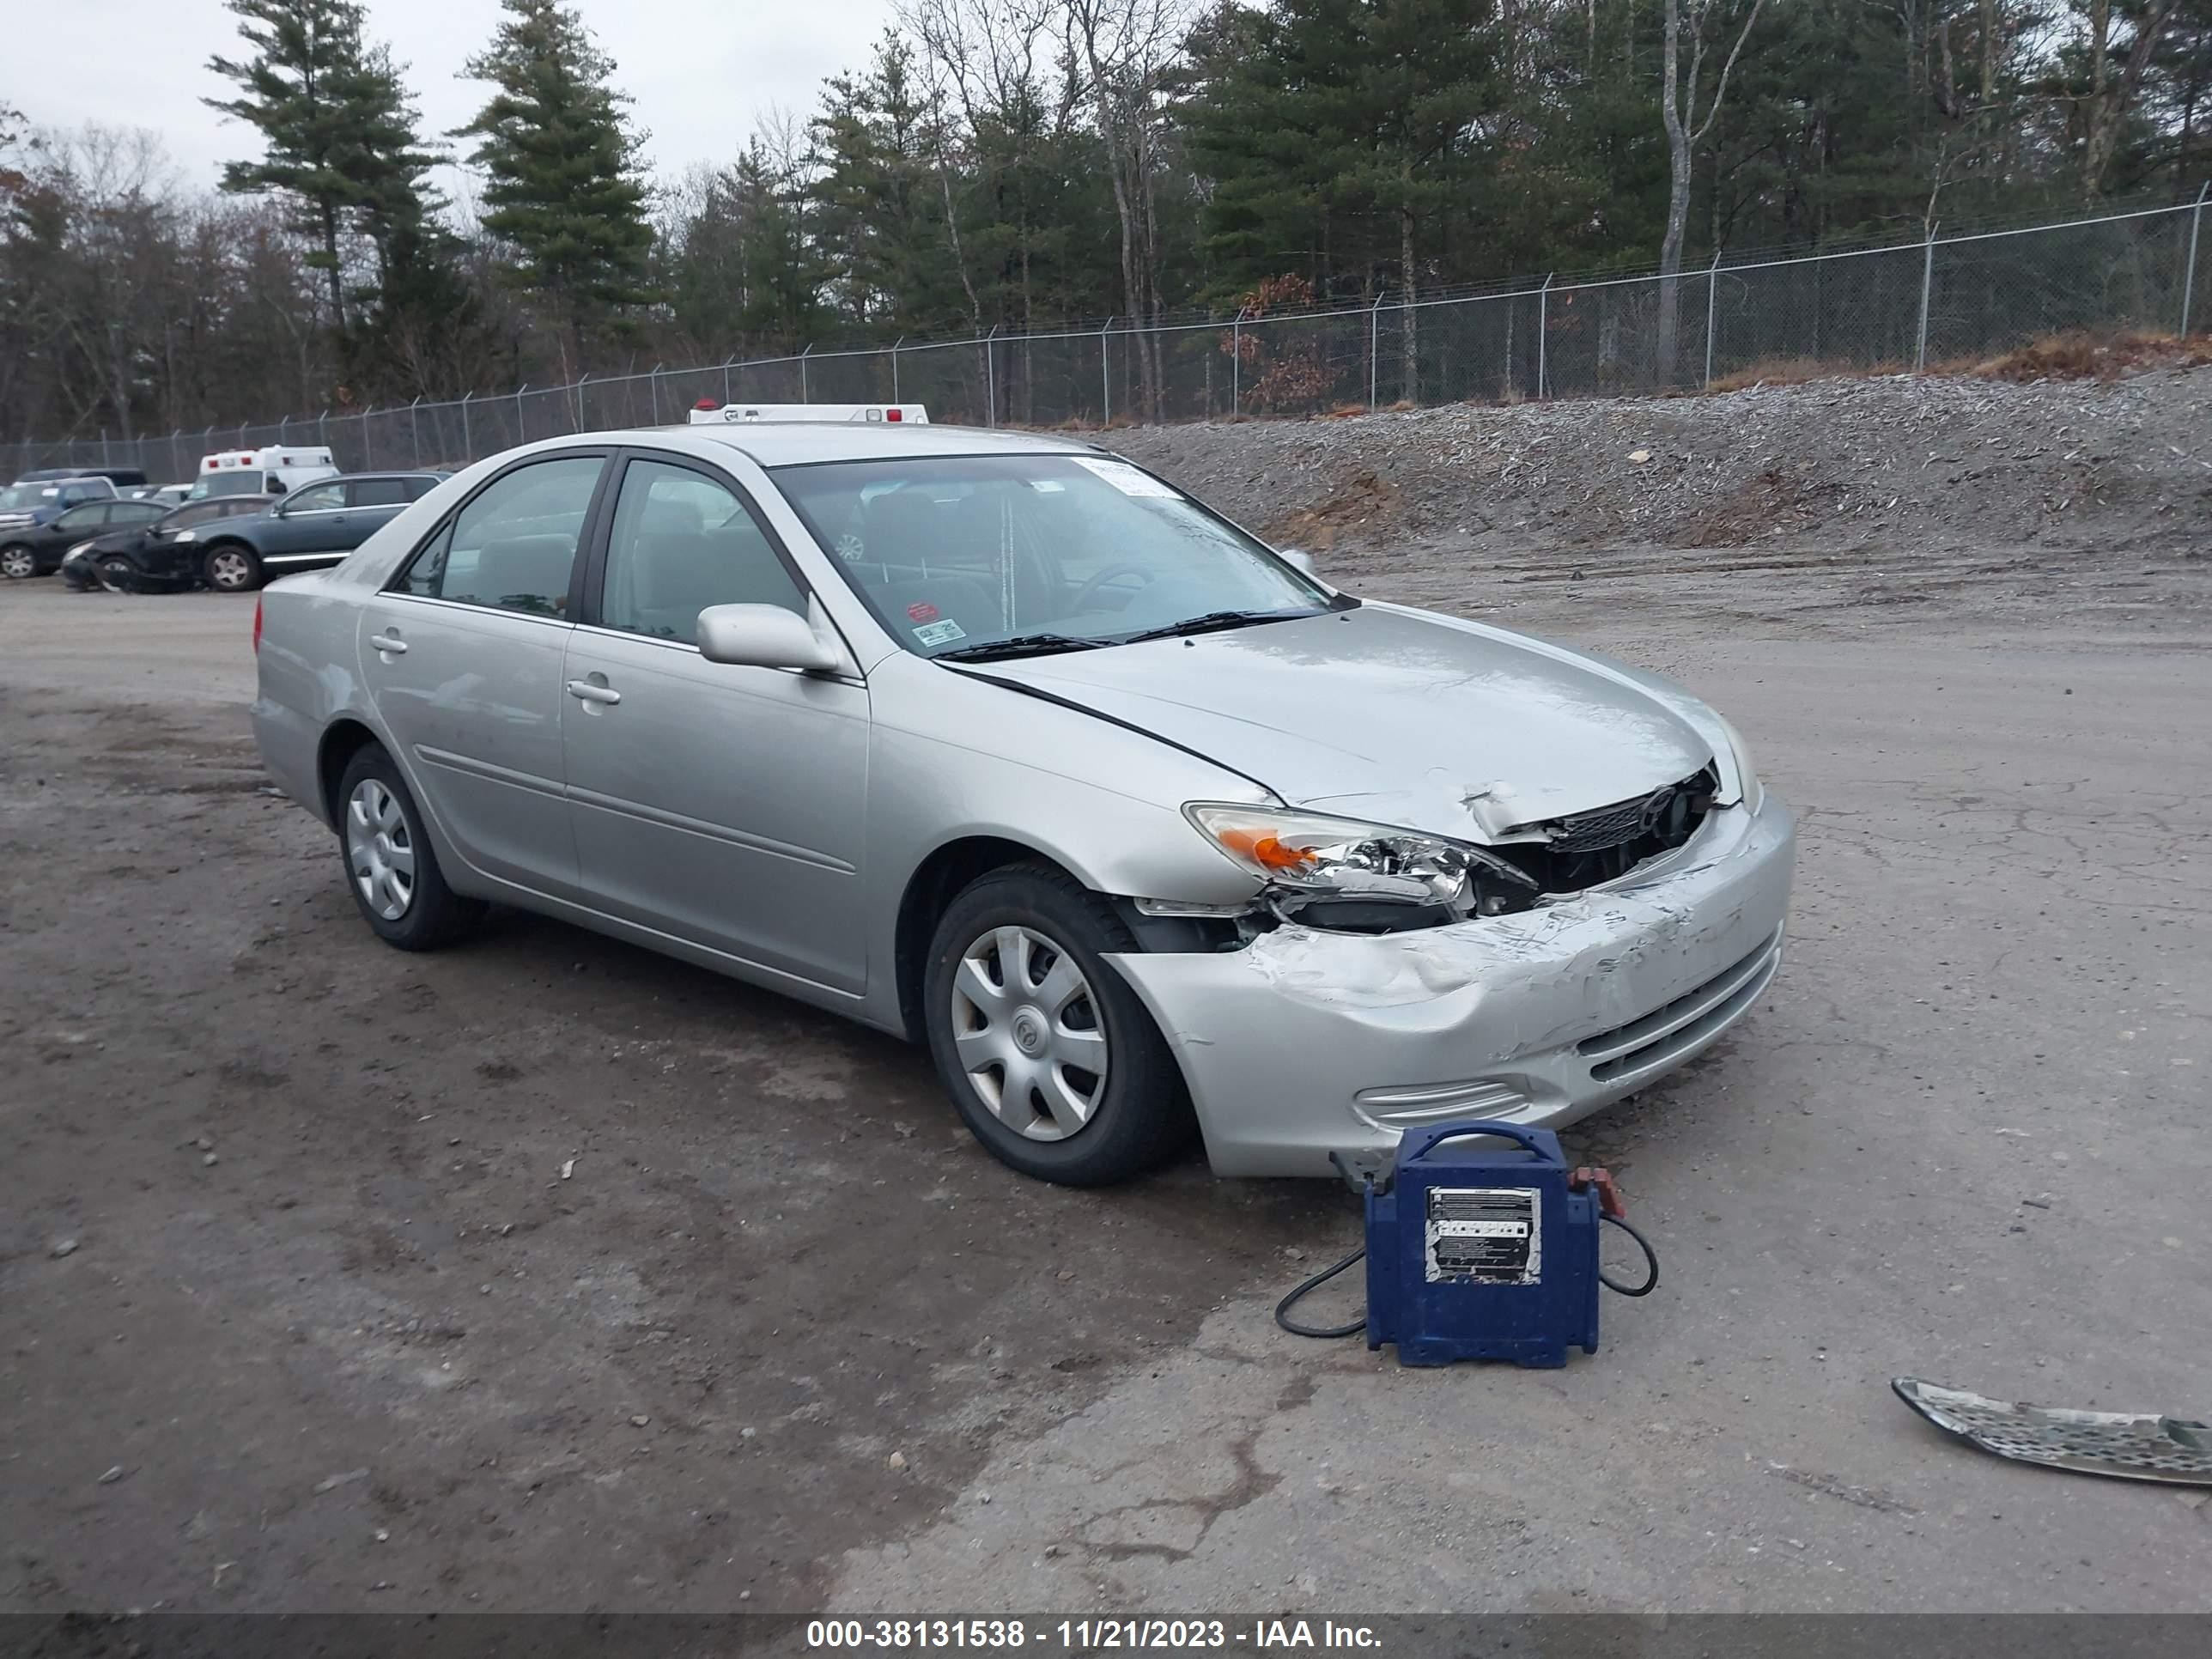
[395,455,603,617]
[598,458,806,642]
[772,453,1331,660]
[285,482,346,514]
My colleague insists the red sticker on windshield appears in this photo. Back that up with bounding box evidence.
[906,601,939,623]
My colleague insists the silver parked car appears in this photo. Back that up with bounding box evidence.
[252,413,1796,1185]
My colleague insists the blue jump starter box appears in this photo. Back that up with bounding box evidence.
[1363,1122,1606,1368]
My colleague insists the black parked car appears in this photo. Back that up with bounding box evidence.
[190,470,446,592]
[0,496,169,579]
[60,495,278,592]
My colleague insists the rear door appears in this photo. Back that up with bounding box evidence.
[342,476,416,544]
[559,450,870,994]
[356,451,612,899]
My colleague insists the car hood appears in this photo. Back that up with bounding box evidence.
[981,604,1716,840]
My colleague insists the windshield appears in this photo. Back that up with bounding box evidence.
[0,483,58,512]
[191,471,278,500]
[774,453,1331,659]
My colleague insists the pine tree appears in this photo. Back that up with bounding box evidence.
[456,0,655,369]
[207,0,421,335]
[811,33,965,332]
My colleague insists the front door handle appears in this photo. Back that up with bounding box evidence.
[567,678,621,706]
[370,631,408,656]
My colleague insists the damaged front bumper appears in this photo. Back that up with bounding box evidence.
[1107,792,1796,1177]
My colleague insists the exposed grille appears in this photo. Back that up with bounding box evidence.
[1494,765,1717,892]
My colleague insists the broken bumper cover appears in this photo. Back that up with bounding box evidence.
[1108,793,1796,1177]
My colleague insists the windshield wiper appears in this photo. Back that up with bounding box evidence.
[935,631,1110,663]
[1117,607,1324,644]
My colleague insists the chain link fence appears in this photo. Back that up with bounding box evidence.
[10,191,2209,485]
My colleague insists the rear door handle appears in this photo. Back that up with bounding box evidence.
[370,631,408,655]
[567,679,621,706]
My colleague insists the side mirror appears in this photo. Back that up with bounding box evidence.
[696,603,842,673]
[1276,546,1317,578]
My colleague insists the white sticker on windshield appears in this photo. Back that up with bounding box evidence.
[1073,457,1179,498]
[913,618,966,647]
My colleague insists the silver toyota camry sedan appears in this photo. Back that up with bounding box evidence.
[252,405,1795,1186]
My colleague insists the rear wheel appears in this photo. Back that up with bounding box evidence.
[922,862,1192,1186]
[204,544,262,592]
[0,545,33,580]
[336,745,484,950]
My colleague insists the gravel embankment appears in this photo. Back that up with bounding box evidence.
[1107,365,2212,556]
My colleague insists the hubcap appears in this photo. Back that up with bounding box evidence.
[949,924,1109,1141]
[210,550,250,588]
[1,550,30,578]
[345,779,416,921]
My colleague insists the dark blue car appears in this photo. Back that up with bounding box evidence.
[186,471,447,592]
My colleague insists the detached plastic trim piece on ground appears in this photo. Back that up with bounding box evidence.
[1893,1376,2212,1486]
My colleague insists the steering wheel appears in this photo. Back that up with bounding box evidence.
[1071,562,1158,613]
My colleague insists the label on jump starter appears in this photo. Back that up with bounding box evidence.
[1425,1186,1540,1284]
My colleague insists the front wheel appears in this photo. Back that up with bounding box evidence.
[98,556,137,593]
[922,862,1193,1186]
[336,745,485,950]
[204,544,262,592]
[0,545,34,580]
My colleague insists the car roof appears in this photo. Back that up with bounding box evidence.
[641,421,1099,469]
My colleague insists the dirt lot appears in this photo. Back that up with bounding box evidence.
[3,384,2210,1614]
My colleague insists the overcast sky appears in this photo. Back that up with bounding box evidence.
[16,0,900,193]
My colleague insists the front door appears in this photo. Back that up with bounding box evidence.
[257,478,352,571]
[560,453,870,994]
[356,453,610,897]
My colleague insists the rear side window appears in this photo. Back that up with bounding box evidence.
[403,476,440,501]
[350,477,410,507]
[396,456,603,617]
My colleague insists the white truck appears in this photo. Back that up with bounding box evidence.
[190,446,339,501]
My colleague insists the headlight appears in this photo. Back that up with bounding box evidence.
[1184,803,1536,908]
[1714,715,1763,813]
[173,528,197,543]
[67,540,95,557]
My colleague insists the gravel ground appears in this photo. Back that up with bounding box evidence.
[3,376,2209,1614]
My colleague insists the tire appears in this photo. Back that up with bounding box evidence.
[0,544,34,580]
[335,744,485,951]
[203,543,262,592]
[98,556,136,594]
[922,861,1193,1186]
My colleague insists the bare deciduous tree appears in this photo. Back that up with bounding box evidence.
[1657,0,1765,380]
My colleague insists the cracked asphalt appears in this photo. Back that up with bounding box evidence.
[2,539,2206,1613]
